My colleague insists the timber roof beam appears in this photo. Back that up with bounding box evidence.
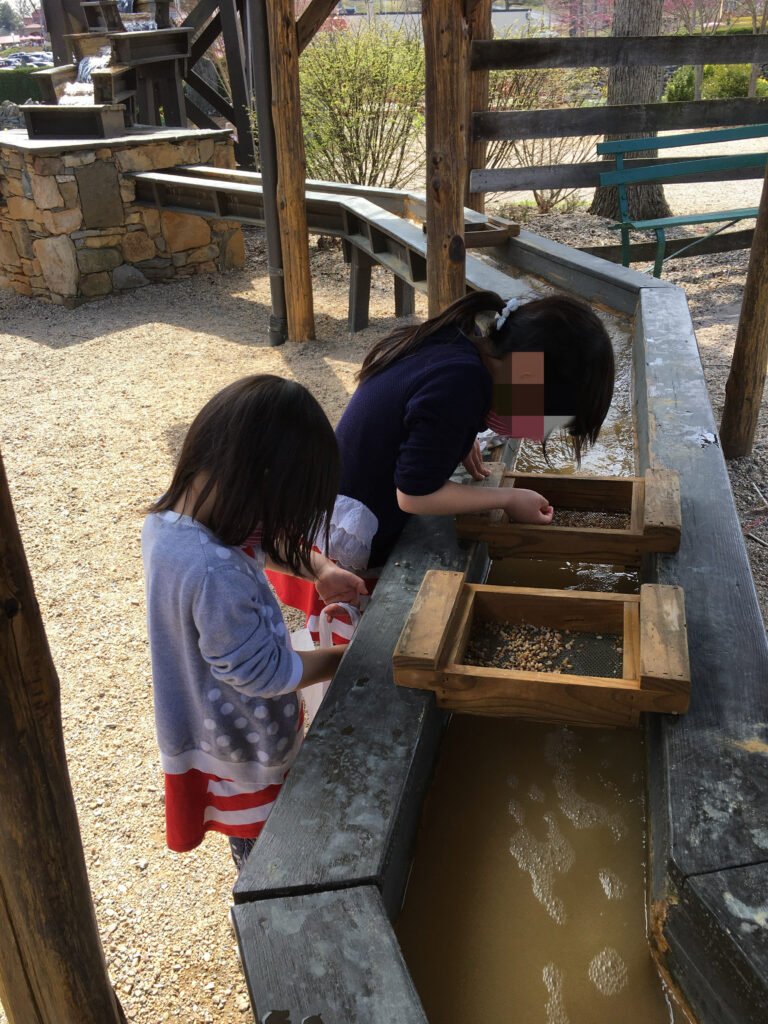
[297,0,341,54]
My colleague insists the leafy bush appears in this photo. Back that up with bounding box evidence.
[664,65,695,102]
[298,22,425,188]
[487,59,604,213]
[664,63,768,100]
[0,67,44,104]
[704,63,768,98]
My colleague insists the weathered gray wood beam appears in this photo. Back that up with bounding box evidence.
[232,887,428,1022]
[635,285,768,1023]
[473,98,768,142]
[472,33,768,70]
[471,157,768,193]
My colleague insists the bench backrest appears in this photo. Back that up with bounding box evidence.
[597,123,768,156]
[597,125,768,221]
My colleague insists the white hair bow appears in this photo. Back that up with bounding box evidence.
[495,297,521,330]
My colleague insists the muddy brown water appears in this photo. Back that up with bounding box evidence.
[394,315,693,1022]
[395,717,691,1024]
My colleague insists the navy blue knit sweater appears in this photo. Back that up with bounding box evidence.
[336,326,492,567]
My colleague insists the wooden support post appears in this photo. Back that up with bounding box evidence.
[296,0,340,53]
[348,248,374,334]
[0,451,126,1024]
[394,276,415,318]
[265,0,316,341]
[219,0,258,169]
[720,163,768,458]
[423,0,469,317]
[466,0,491,215]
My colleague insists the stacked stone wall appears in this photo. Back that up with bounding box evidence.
[0,132,246,307]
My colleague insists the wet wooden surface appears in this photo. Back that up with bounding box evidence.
[638,286,768,1020]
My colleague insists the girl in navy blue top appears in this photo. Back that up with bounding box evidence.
[333,288,615,568]
[268,289,614,634]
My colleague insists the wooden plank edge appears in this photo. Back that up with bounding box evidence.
[639,583,691,705]
[392,570,466,676]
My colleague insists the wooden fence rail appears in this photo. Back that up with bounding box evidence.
[469,35,768,197]
[471,33,768,70]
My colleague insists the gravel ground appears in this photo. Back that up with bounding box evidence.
[0,180,766,1022]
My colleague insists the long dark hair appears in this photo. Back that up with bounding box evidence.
[487,293,615,463]
[357,289,614,462]
[148,375,339,576]
[358,290,503,382]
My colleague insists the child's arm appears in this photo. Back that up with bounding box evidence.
[396,480,553,524]
[264,550,368,606]
[295,645,346,688]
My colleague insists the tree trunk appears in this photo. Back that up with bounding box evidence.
[589,0,672,221]
[749,61,760,97]
[694,63,703,101]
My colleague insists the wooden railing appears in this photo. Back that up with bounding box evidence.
[424,13,768,313]
[469,33,768,196]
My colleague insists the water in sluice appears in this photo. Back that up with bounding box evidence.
[395,716,691,1024]
[394,314,693,1021]
[487,557,638,595]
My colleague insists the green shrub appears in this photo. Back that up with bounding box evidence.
[0,67,43,104]
[664,63,768,101]
[704,63,768,98]
[298,22,425,188]
[664,65,694,102]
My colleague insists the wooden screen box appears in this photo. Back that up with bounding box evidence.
[393,570,690,728]
[454,465,681,564]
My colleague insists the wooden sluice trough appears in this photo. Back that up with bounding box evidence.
[226,225,768,1022]
[226,227,768,1022]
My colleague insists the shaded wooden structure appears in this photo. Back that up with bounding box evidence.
[40,0,258,162]
[230,233,768,1024]
[0,451,127,1024]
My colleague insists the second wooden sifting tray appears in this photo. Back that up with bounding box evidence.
[454,465,681,564]
[393,570,690,728]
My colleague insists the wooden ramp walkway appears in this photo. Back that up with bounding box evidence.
[128,167,519,331]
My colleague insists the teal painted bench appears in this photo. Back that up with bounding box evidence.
[597,124,768,277]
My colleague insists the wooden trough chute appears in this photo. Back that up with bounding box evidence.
[0,451,126,1024]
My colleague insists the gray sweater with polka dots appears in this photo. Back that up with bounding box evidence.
[142,511,304,787]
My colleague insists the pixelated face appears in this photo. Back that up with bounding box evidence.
[485,351,574,440]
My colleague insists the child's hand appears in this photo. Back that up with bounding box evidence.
[315,564,368,607]
[501,487,553,524]
[461,440,492,481]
